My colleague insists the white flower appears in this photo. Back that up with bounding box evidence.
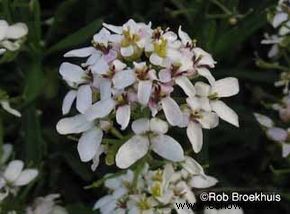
[116,118,184,168]
[56,114,105,166]
[194,77,240,127]
[26,194,68,214]
[0,20,28,54]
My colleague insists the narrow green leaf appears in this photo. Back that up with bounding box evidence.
[46,18,103,55]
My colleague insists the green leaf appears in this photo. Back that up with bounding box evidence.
[22,105,44,164]
[46,18,103,55]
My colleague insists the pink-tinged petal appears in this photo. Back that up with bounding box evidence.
[56,114,93,134]
[116,105,131,130]
[115,135,149,169]
[195,82,211,97]
[211,100,239,127]
[77,85,92,113]
[85,98,115,121]
[211,77,239,97]
[132,118,150,134]
[159,69,171,83]
[77,128,103,162]
[149,118,168,134]
[151,134,184,162]
[197,68,215,85]
[113,69,136,89]
[282,143,290,158]
[138,80,152,105]
[266,127,288,142]
[175,76,196,97]
[187,121,203,153]
[5,23,28,39]
[190,175,218,188]
[4,160,24,182]
[161,97,183,126]
[99,78,112,100]
[59,62,86,84]
[120,46,134,57]
[198,112,219,129]
[62,90,77,115]
[64,47,96,57]
[14,169,38,186]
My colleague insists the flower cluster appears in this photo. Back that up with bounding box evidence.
[262,0,290,58]
[255,1,290,158]
[56,19,240,169]
[0,144,38,202]
[94,156,217,214]
[0,20,28,55]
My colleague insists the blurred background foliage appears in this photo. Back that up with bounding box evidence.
[0,0,289,213]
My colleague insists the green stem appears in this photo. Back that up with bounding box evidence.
[210,0,232,15]
[110,127,124,139]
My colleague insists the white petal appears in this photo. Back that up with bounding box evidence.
[190,175,218,188]
[158,69,171,83]
[14,169,38,186]
[272,12,288,28]
[78,128,103,162]
[197,68,215,85]
[56,114,93,134]
[211,77,239,97]
[120,46,134,57]
[0,20,8,40]
[76,85,92,113]
[59,62,86,84]
[116,105,131,130]
[161,97,183,126]
[4,160,24,182]
[199,112,219,129]
[91,58,109,75]
[91,146,105,171]
[6,23,28,39]
[113,69,136,89]
[0,100,21,117]
[0,48,6,55]
[103,23,123,34]
[149,53,163,66]
[211,100,239,127]
[64,47,96,57]
[178,26,191,45]
[182,156,204,175]
[282,143,290,158]
[1,40,20,51]
[132,118,150,134]
[187,121,203,153]
[85,98,115,121]
[99,78,112,100]
[94,195,114,209]
[115,135,149,169]
[150,118,168,134]
[137,80,152,105]
[62,90,77,115]
[195,82,211,97]
[193,47,216,68]
[186,97,201,110]
[254,113,274,128]
[0,144,13,164]
[175,76,196,97]
[151,134,184,162]
[113,59,127,71]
